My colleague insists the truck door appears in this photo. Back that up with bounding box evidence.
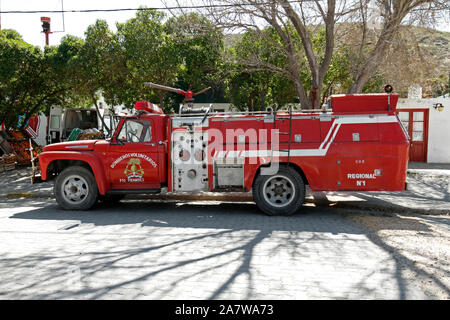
[108,119,161,190]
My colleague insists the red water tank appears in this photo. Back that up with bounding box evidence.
[330,93,399,112]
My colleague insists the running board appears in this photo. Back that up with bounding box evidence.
[106,189,161,195]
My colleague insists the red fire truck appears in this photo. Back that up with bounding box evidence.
[37,85,409,215]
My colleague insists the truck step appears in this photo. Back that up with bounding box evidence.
[106,189,161,195]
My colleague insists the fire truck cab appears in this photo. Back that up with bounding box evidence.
[38,92,409,216]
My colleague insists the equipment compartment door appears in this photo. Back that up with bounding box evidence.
[338,156,384,190]
[108,119,160,189]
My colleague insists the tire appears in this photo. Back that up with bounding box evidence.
[252,166,305,216]
[54,166,98,210]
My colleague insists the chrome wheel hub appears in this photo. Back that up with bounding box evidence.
[62,175,89,204]
[262,175,295,208]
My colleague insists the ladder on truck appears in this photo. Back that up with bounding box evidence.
[271,105,293,165]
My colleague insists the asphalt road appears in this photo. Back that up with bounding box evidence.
[0,197,448,300]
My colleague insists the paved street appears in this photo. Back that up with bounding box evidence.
[0,197,448,300]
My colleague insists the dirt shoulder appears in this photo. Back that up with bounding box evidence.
[342,209,450,299]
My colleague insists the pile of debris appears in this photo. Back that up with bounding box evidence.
[0,154,16,172]
[68,128,104,141]
[0,130,41,173]
[6,131,41,164]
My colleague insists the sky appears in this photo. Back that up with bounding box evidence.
[0,0,179,47]
[0,0,449,48]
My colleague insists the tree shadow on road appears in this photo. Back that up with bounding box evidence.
[324,174,450,214]
[2,200,448,299]
[341,209,450,300]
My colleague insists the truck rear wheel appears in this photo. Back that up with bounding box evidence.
[252,166,305,216]
[55,166,98,210]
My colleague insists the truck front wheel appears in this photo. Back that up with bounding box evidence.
[55,166,98,210]
[252,166,305,216]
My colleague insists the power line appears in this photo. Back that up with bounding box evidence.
[0,1,303,14]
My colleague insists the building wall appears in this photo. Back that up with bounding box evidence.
[398,96,450,163]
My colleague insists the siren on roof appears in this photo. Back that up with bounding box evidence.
[134,101,164,114]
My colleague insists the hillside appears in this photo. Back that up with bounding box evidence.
[333,23,449,97]
[375,25,449,97]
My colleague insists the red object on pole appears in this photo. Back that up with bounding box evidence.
[40,17,51,46]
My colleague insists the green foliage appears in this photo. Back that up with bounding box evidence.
[59,21,118,101]
[94,9,224,112]
[0,9,225,132]
[224,29,299,110]
[0,29,22,41]
[225,24,392,108]
[225,70,298,111]
[362,73,386,94]
[114,10,175,108]
[0,29,79,129]
[165,13,223,88]
[225,26,355,109]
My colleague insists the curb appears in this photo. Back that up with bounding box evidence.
[407,169,450,178]
[3,192,53,199]
[332,201,449,215]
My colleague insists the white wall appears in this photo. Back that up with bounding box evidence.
[398,96,450,163]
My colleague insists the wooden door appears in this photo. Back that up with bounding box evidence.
[397,109,429,162]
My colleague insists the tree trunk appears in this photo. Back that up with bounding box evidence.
[348,70,371,94]
[310,85,321,109]
[292,78,309,109]
[348,5,408,93]
[281,0,335,109]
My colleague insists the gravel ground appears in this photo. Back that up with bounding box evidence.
[341,210,449,299]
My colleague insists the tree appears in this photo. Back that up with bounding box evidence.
[165,12,224,90]
[112,9,183,109]
[202,0,339,108]
[112,10,224,111]
[224,29,300,109]
[347,0,449,93]
[224,25,362,109]
[0,29,76,129]
[199,0,447,106]
[58,9,224,119]
[58,20,128,136]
